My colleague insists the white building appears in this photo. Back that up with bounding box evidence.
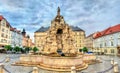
[93,24,120,55]
[10,28,23,47]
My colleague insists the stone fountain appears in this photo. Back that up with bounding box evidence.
[13,7,97,71]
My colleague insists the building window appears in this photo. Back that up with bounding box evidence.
[2,28,4,32]
[111,49,114,53]
[1,21,5,26]
[104,42,106,47]
[1,33,4,37]
[118,38,120,45]
[6,30,8,33]
[111,41,114,46]
[100,44,102,48]
[104,49,107,53]
[6,35,8,38]
[1,39,3,42]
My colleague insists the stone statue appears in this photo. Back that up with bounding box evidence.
[57,7,60,15]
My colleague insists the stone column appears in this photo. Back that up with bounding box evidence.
[0,63,4,73]
[71,66,76,73]
[111,58,114,65]
[32,67,39,73]
[114,62,119,73]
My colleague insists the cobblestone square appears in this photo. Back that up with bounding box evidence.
[0,54,120,73]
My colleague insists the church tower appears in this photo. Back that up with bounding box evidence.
[22,28,26,36]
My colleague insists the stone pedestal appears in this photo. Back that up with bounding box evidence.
[32,67,38,73]
[114,62,119,73]
[0,63,4,73]
[71,66,76,73]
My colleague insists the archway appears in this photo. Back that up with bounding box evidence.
[57,29,63,34]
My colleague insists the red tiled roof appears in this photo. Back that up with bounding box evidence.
[0,15,12,28]
[16,30,21,33]
[10,28,15,31]
[0,15,4,20]
[93,24,120,39]
[10,28,21,33]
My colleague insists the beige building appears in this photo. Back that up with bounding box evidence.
[34,7,85,53]
[85,33,94,51]
[0,15,11,47]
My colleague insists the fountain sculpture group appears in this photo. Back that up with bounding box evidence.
[14,7,97,71]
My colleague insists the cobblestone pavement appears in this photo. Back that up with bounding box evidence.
[0,54,119,73]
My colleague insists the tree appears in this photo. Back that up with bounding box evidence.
[4,45,12,51]
[25,47,30,53]
[14,46,21,53]
[20,48,25,53]
[82,47,88,53]
[32,47,39,53]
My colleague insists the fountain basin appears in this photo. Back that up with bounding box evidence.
[13,54,96,71]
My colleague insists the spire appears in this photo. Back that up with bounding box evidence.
[57,7,60,16]
[22,28,26,36]
[23,28,25,32]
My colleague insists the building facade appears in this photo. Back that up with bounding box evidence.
[34,7,85,53]
[0,15,11,47]
[93,24,120,55]
[10,28,23,47]
[85,33,94,51]
[22,29,33,48]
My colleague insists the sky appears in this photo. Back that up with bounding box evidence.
[0,0,120,41]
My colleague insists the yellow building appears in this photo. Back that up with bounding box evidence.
[85,33,94,51]
[26,35,32,47]
[21,29,33,48]
[34,7,85,53]
[0,15,11,47]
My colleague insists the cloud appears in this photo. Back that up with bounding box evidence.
[0,0,120,39]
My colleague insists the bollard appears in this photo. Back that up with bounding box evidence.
[0,63,4,73]
[111,58,114,65]
[5,57,10,62]
[32,67,39,73]
[71,66,76,73]
[114,62,119,73]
